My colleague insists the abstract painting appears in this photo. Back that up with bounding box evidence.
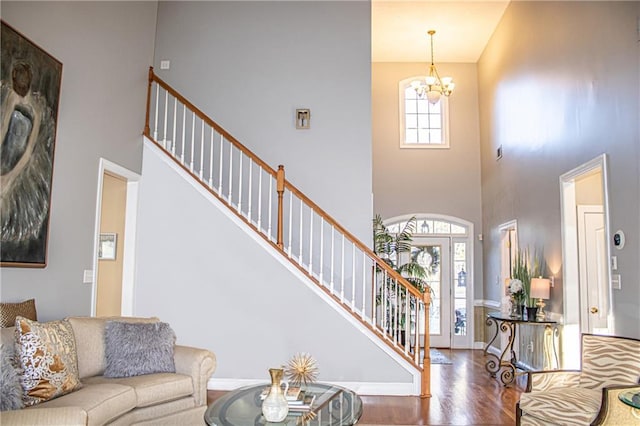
[1,21,62,267]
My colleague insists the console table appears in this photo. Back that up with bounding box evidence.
[483,312,558,386]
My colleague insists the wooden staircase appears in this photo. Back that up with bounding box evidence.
[144,67,432,397]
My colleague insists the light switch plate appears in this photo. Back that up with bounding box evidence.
[611,274,621,290]
[160,60,170,70]
[83,270,94,284]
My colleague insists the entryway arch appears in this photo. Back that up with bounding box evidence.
[383,214,474,348]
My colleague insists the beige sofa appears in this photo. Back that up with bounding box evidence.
[0,316,216,426]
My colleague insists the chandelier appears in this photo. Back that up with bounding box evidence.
[411,30,455,104]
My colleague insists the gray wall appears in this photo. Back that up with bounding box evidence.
[134,143,412,385]
[372,62,483,299]
[152,1,373,244]
[0,2,157,320]
[478,1,640,338]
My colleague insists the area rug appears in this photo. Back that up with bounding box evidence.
[429,348,452,365]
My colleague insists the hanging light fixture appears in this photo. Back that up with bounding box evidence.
[411,30,455,104]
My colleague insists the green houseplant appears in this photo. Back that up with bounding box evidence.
[372,215,430,342]
[510,247,546,318]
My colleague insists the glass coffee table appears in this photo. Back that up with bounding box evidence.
[204,382,362,426]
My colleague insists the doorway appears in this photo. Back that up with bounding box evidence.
[560,154,612,368]
[383,214,473,349]
[92,159,140,317]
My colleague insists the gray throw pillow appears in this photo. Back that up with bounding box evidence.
[104,321,176,378]
[0,343,24,411]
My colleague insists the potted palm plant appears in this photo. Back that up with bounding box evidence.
[373,215,429,344]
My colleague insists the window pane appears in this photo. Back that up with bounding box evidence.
[405,129,418,143]
[454,299,466,336]
[405,86,417,100]
[417,115,429,129]
[451,224,466,234]
[418,129,430,143]
[429,114,441,129]
[405,99,417,114]
[433,221,450,233]
[430,129,442,143]
[429,100,441,113]
[406,114,418,129]
[454,242,466,260]
[417,99,428,114]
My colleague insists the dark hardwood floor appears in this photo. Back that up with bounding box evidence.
[207,349,526,425]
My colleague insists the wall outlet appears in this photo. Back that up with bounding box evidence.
[612,274,621,290]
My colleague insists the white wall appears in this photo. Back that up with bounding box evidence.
[0,2,157,320]
[478,1,640,338]
[152,1,373,244]
[134,142,414,390]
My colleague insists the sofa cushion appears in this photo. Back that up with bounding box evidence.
[84,372,194,407]
[0,299,37,328]
[15,317,82,406]
[519,387,601,425]
[104,321,176,378]
[36,382,136,426]
[66,316,159,379]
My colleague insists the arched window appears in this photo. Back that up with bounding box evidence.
[399,77,450,149]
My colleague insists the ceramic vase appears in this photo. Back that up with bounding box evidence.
[262,368,289,422]
[526,307,538,321]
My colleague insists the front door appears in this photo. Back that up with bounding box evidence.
[412,237,451,348]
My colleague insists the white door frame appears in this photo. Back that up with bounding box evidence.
[559,154,612,368]
[92,159,140,316]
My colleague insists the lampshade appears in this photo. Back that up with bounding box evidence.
[530,278,550,299]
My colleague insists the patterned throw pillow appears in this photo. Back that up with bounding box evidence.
[0,299,37,327]
[14,316,82,406]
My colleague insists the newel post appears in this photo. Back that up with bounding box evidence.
[144,67,154,137]
[421,290,432,398]
[276,165,285,249]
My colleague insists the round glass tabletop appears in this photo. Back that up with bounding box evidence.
[204,382,362,426]
[618,390,640,409]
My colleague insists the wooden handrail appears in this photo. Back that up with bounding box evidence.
[146,67,277,178]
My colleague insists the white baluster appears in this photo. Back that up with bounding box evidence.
[227,145,233,202]
[153,84,159,140]
[298,199,303,263]
[340,235,345,303]
[199,120,204,179]
[287,194,293,257]
[394,278,399,344]
[180,104,186,163]
[361,251,366,320]
[267,177,273,238]
[372,258,377,327]
[351,243,356,309]
[308,208,313,274]
[247,159,253,221]
[162,89,168,147]
[190,113,195,171]
[319,218,324,284]
[382,270,388,336]
[330,226,335,293]
[208,127,214,187]
[257,170,263,230]
[171,97,177,155]
[404,287,409,354]
[218,135,223,194]
[237,154,243,213]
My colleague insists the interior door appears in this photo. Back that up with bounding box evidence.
[412,237,451,348]
[577,205,609,333]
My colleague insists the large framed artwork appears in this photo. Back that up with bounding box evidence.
[1,21,62,267]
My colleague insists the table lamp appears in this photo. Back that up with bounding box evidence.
[530,277,550,320]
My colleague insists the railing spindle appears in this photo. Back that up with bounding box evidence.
[340,235,345,302]
[308,208,313,273]
[227,145,233,202]
[287,194,293,257]
[351,243,356,309]
[208,127,214,187]
[180,104,186,163]
[162,89,168,148]
[218,135,223,194]
[319,218,324,284]
[361,251,366,320]
[238,154,243,213]
[171,97,177,155]
[330,226,335,293]
[153,84,159,140]
[247,159,253,220]
[267,177,273,238]
[199,120,204,179]
[257,170,263,230]
[298,200,303,262]
[190,113,195,171]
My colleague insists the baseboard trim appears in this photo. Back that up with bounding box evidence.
[207,378,418,396]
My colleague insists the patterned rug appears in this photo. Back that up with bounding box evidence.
[429,348,453,365]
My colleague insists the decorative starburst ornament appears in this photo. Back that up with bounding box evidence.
[285,352,318,386]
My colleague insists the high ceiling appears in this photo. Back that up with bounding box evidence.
[372,1,511,63]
